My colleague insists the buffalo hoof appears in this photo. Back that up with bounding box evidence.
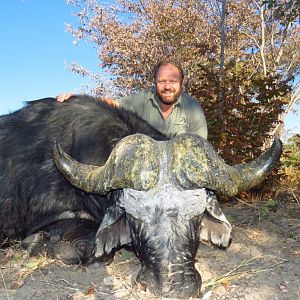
[22,231,50,256]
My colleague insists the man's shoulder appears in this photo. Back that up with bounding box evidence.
[180,92,203,110]
[122,89,154,102]
[129,89,154,97]
[119,89,155,113]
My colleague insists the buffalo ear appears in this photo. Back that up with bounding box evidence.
[95,206,131,258]
[199,191,232,248]
[199,212,231,248]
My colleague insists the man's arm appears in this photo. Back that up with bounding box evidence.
[103,98,120,107]
[118,92,147,115]
[186,101,208,139]
[190,120,208,139]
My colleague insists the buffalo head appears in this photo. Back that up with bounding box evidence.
[53,133,282,298]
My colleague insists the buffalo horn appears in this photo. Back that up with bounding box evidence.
[53,134,159,194]
[171,135,282,196]
[53,141,116,194]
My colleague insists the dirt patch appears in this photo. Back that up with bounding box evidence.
[1,194,299,300]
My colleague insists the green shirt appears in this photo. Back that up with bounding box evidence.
[119,90,207,139]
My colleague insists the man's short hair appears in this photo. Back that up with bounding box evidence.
[153,58,184,83]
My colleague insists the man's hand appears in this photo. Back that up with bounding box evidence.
[56,93,74,102]
[102,98,119,107]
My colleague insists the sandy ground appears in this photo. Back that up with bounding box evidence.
[0,193,299,300]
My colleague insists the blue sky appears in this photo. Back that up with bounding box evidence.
[0,0,99,114]
[0,0,299,136]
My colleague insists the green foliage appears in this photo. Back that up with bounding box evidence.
[225,214,234,223]
[275,134,300,191]
[264,198,277,208]
[259,198,277,218]
[119,249,135,260]
[282,134,300,168]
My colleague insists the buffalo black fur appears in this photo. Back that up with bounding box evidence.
[0,95,167,263]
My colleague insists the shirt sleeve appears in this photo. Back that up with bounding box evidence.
[118,93,145,116]
[187,102,208,139]
[118,94,135,111]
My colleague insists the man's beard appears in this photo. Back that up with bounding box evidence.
[156,88,181,106]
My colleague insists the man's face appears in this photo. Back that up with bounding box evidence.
[155,64,182,106]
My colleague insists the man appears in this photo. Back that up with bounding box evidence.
[57,59,207,139]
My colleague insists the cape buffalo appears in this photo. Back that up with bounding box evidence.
[0,95,282,298]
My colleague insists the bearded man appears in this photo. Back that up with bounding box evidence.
[57,59,207,138]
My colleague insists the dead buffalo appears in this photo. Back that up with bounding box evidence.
[0,95,282,298]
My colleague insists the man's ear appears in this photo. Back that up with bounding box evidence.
[95,206,131,258]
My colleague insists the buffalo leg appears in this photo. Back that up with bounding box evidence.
[23,219,98,265]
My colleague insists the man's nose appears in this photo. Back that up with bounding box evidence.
[164,82,172,89]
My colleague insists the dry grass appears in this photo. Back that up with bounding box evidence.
[0,243,55,290]
[202,255,287,291]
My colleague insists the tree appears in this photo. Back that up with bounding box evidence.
[263,0,300,25]
[66,0,300,163]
